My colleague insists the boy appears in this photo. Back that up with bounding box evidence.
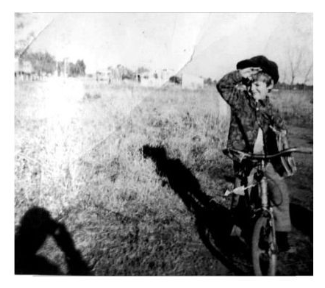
[216,55,296,252]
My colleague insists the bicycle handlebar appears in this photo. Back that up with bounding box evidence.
[223,147,312,161]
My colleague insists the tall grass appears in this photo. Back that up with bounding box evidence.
[14,79,312,275]
[15,79,232,275]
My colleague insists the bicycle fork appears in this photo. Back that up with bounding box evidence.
[259,176,278,254]
[260,176,268,210]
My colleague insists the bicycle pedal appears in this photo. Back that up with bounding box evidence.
[225,186,245,196]
[230,225,242,237]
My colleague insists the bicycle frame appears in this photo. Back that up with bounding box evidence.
[258,161,278,256]
[223,146,312,275]
[232,156,275,227]
[258,160,270,212]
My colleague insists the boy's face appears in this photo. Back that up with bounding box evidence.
[250,73,274,102]
[250,80,269,101]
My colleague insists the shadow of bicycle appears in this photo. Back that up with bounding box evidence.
[15,206,91,275]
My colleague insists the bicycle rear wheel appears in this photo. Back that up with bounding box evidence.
[252,216,277,276]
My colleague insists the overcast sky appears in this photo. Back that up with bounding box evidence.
[15,13,313,83]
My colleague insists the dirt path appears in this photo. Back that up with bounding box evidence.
[276,125,313,275]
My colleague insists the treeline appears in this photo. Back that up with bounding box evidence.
[276,82,313,91]
[18,51,86,77]
[21,52,56,75]
[58,59,86,77]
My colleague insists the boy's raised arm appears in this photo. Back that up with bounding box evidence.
[217,67,261,107]
[216,70,243,106]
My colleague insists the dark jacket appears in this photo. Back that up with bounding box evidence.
[217,70,294,177]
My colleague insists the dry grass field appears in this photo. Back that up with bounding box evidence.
[14,78,313,275]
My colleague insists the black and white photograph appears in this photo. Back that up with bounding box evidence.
[13,12,314,277]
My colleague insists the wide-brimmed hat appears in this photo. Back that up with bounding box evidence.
[236,55,279,84]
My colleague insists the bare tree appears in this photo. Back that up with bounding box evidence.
[282,14,312,87]
[285,44,313,87]
[287,48,303,86]
[303,63,313,86]
[280,68,288,84]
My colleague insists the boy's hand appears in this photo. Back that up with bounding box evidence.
[239,67,262,80]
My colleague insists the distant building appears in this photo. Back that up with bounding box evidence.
[96,67,124,84]
[137,68,175,87]
[96,70,111,83]
[137,71,160,87]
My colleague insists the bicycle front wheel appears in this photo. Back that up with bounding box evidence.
[252,216,277,276]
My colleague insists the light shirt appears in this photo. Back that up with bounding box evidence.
[253,128,264,154]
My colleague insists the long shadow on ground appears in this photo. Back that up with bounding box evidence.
[15,206,91,275]
[142,144,249,275]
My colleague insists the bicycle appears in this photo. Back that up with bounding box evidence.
[223,147,312,276]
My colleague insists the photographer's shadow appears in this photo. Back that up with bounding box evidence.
[142,145,246,275]
[15,206,91,275]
